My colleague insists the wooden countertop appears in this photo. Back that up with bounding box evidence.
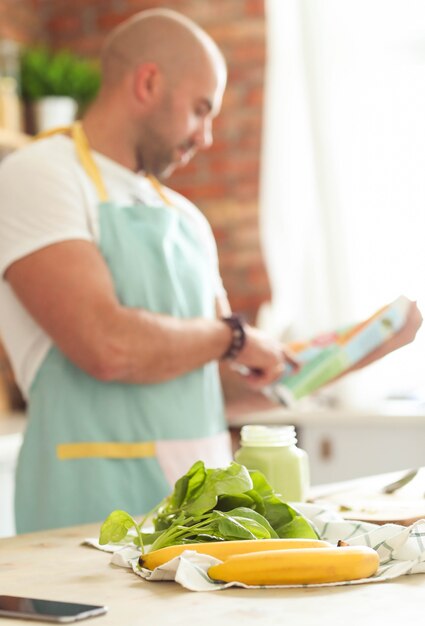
[0,517,424,625]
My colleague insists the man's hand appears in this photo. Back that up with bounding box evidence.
[230,325,300,388]
[393,300,423,347]
[347,299,423,373]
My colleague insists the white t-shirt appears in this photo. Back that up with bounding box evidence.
[0,135,225,397]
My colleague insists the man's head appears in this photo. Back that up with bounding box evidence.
[100,9,227,178]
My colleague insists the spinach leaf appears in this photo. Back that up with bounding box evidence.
[226,507,279,538]
[262,498,318,539]
[213,511,270,540]
[183,462,252,516]
[262,495,294,531]
[99,510,143,549]
[170,460,206,509]
[249,469,274,496]
[215,493,256,511]
[274,514,318,539]
[244,489,266,515]
[208,462,253,495]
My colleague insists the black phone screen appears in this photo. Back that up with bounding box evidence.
[0,595,107,622]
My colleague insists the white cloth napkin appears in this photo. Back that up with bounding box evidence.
[85,503,425,591]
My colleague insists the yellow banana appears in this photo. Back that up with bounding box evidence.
[208,545,379,585]
[139,538,330,570]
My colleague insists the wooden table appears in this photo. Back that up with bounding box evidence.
[0,519,424,625]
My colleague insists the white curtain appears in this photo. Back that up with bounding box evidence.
[260,0,425,407]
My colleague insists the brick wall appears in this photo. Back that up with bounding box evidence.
[0,0,43,44]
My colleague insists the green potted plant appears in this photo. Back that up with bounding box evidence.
[20,46,101,132]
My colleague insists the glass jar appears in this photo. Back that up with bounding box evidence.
[234,424,310,502]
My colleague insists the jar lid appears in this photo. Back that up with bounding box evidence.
[240,424,297,447]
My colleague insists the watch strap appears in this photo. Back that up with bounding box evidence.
[221,314,246,360]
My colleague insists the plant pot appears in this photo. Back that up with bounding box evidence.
[33,96,78,133]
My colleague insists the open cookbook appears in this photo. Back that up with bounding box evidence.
[266,295,410,407]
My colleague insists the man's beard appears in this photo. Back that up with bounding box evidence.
[135,140,176,179]
[134,95,179,178]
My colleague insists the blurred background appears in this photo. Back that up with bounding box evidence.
[1,1,425,534]
[1,0,424,414]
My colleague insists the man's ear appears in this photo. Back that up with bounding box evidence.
[133,63,162,104]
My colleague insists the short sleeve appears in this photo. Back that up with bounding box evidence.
[0,139,94,277]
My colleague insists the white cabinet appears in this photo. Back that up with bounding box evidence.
[298,419,425,485]
[229,405,425,487]
[0,432,22,537]
[0,416,25,537]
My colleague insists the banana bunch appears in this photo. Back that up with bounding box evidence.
[140,538,380,585]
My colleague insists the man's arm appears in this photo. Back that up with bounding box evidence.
[321,300,423,388]
[344,300,423,374]
[6,240,287,385]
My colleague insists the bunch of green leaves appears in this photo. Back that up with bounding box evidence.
[99,461,318,554]
[20,46,100,105]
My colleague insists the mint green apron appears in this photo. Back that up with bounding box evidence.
[15,123,231,533]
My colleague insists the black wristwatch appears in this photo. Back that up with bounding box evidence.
[221,314,246,360]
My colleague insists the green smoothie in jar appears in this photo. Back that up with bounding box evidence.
[234,425,310,502]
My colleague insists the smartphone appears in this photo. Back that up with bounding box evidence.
[0,595,107,623]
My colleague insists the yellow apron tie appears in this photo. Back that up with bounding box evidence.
[33,121,172,206]
[71,121,109,202]
[57,441,156,460]
[33,122,108,202]
[33,125,73,140]
[147,173,173,207]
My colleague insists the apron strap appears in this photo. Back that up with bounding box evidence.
[72,122,173,206]
[34,125,74,139]
[33,122,109,202]
[147,172,173,207]
[71,122,109,202]
[34,122,172,206]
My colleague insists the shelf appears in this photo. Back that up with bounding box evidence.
[0,127,31,150]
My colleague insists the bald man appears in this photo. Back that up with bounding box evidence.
[0,9,295,533]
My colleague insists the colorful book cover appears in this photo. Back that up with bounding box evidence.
[267,295,410,406]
